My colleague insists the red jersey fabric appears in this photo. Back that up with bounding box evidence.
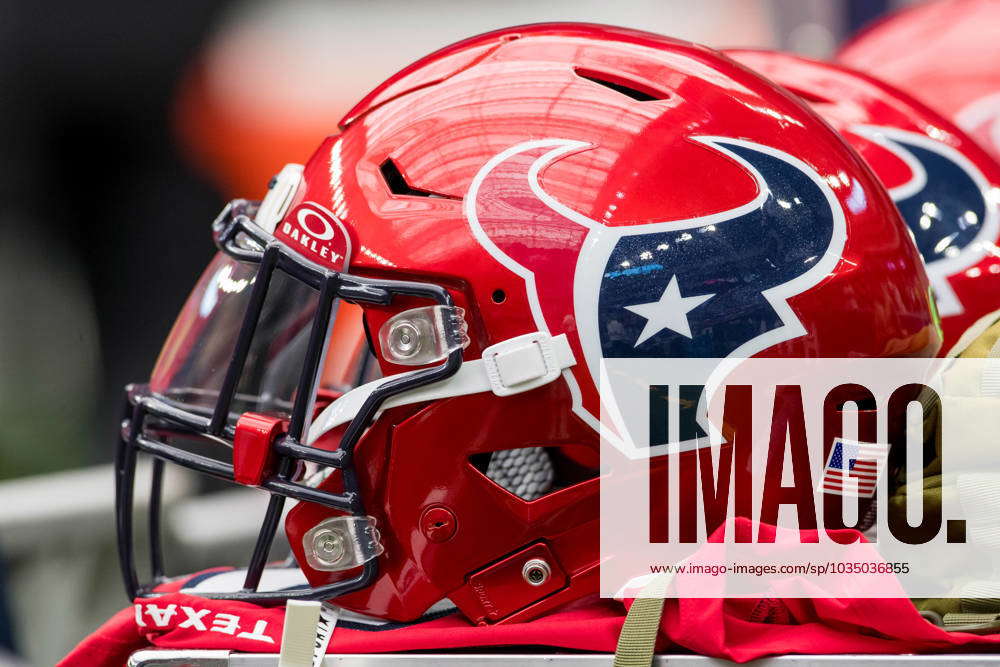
[60,587,1000,666]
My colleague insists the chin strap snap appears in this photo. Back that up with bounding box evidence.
[482,331,569,396]
[308,332,576,444]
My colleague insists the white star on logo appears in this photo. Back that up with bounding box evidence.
[624,275,715,346]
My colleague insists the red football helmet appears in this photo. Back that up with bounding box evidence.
[838,0,1000,164]
[728,49,1000,352]
[117,23,938,625]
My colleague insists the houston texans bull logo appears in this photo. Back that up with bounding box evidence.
[465,137,846,449]
[850,125,997,317]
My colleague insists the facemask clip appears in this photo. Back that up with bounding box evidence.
[303,516,384,572]
[378,305,469,366]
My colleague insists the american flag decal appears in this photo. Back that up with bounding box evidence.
[821,438,888,498]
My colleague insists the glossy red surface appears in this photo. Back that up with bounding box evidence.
[232,413,285,486]
[274,23,939,624]
[455,542,568,625]
[838,0,1000,164]
[419,506,457,544]
[728,49,1000,352]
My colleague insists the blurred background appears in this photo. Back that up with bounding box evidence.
[0,1,924,664]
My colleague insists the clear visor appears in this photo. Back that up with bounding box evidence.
[149,252,371,424]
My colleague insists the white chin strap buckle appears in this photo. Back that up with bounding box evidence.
[307,330,575,444]
[483,332,564,396]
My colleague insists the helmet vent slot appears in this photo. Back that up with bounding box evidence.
[379,158,461,200]
[573,67,666,102]
[469,445,598,502]
[782,85,834,106]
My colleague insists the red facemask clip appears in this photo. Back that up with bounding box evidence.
[232,413,287,486]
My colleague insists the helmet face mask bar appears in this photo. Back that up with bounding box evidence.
[115,199,463,604]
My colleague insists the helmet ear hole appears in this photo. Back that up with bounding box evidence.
[469,446,598,501]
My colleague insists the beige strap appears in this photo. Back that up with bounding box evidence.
[937,596,1000,633]
[613,575,671,667]
[945,308,1000,358]
[945,612,999,626]
[943,612,1000,628]
[279,601,322,667]
[962,597,1000,614]
[981,336,1000,396]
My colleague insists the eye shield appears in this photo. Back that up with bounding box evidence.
[117,193,465,603]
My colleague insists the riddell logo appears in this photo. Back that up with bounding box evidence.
[471,579,499,618]
[279,201,352,271]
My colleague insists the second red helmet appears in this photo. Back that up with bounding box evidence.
[728,49,1000,352]
[838,0,1000,165]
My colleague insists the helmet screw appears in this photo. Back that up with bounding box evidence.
[420,506,457,543]
[388,321,422,359]
[522,558,551,586]
[310,527,345,567]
